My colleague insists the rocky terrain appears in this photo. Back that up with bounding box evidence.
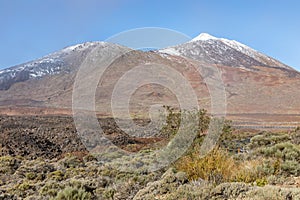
[0,115,166,160]
[0,113,300,199]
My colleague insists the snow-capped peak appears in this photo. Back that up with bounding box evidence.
[191,33,218,42]
[160,33,292,71]
[191,34,260,59]
[61,41,107,52]
[190,33,266,60]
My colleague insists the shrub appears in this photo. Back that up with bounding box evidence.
[175,148,236,184]
[17,181,33,191]
[232,160,264,183]
[249,132,291,149]
[102,188,115,199]
[267,175,290,185]
[243,186,296,200]
[255,178,268,187]
[52,186,91,200]
[25,172,37,180]
[160,106,210,138]
[176,145,272,185]
[39,182,63,197]
[249,134,271,148]
[59,155,84,168]
[0,155,21,174]
[222,119,233,135]
[257,142,300,161]
[291,130,300,144]
[281,160,300,176]
[48,170,65,181]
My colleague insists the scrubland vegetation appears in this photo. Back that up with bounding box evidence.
[0,109,300,199]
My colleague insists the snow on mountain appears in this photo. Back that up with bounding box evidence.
[159,35,263,68]
[160,33,293,71]
[61,41,106,52]
[190,33,218,41]
[158,47,180,56]
[0,35,295,91]
[218,37,292,70]
[0,42,108,90]
[191,33,256,56]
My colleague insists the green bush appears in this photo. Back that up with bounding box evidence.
[102,188,115,199]
[17,181,33,191]
[39,181,63,197]
[0,155,21,174]
[25,172,37,180]
[160,106,210,138]
[258,142,300,161]
[281,160,300,176]
[255,178,268,187]
[48,170,65,181]
[291,130,300,144]
[249,132,291,149]
[52,186,91,200]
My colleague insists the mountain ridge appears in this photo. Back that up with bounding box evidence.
[1,33,297,84]
[160,33,294,71]
[0,34,300,125]
[0,42,116,90]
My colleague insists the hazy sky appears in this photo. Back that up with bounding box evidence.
[1,0,300,70]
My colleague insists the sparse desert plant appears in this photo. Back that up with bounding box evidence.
[176,141,274,185]
[102,188,115,199]
[39,181,63,197]
[0,155,21,174]
[52,186,91,200]
[6,179,36,198]
[232,159,265,183]
[281,160,300,176]
[258,142,300,160]
[249,132,291,149]
[59,155,85,168]
[25,172,37,180]
[222,119,233,135]
[266,175,292,185]
[160,106,210,138]
[47,170,65,181]
[83,154,97,163]
[249,134,272,148]
[242,185,297,200]
[175,147,236,184]
[255,178,268,187]
[256,142,300,174]
[218,129,254,155]
[291,130,300,145]
[160,105,181,137]
[17,181,34,191]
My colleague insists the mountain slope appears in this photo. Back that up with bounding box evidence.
[159,33,295,72]
[0,34,300,125]
[0,42,108,90]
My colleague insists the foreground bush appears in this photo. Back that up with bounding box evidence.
[160,106,210,138]
[175,146,273,186]
[52,186,91,200]
[175,148,236,184]
[255,142,300,176]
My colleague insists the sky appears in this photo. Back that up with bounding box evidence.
[1,0,300,70]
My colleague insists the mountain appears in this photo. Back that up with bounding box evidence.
[160,33,293,71]
[0,42,129,112]
[0,42,107,90]
[1,33,300,126]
